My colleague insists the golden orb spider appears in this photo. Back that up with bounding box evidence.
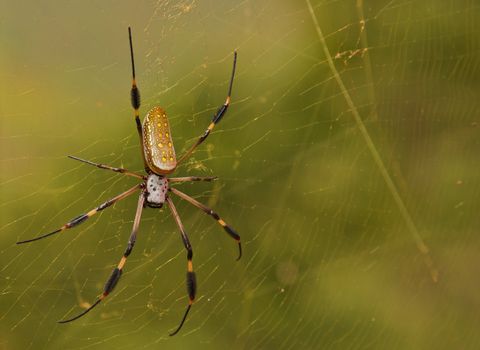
[16,27,240,336]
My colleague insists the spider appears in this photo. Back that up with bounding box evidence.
[17,27,241,336]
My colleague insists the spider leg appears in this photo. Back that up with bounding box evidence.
[166,196,196,336]
[170,187,241,260]
[16,184,142,244]
[58,190,145,323]
[177,51,237,165]
[68,155,145,179]
[128,27,149,172]
[168,176,218,183]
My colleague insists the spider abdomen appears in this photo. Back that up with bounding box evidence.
[143,106,177,175]
[145,174,168,208]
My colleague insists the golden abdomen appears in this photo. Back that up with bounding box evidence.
[143,107,177,174]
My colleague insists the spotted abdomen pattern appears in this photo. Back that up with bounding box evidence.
[143,106,177,174]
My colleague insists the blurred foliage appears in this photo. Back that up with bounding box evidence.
[1,0,479,349]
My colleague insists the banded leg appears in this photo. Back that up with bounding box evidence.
[168,176,218,183]
[58,191,145,323]
[166,196,196,336]
[128,27,148,172]
[170,187,241,260]
[68,155,145,179]
[177,51,237,165]
[16,184,142,244]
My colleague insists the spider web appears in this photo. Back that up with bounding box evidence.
[1,0,480,349]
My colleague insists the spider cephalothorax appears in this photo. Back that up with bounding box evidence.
[17,27,240,336]
[145,174,168,208]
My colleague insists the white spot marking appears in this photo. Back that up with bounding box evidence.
[146,174,168,206]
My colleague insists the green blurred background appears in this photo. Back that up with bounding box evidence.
[1,1,479,349]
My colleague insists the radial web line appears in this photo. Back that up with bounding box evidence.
[305,0,438,282]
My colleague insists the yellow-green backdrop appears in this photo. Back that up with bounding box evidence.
[1,1,479,349]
